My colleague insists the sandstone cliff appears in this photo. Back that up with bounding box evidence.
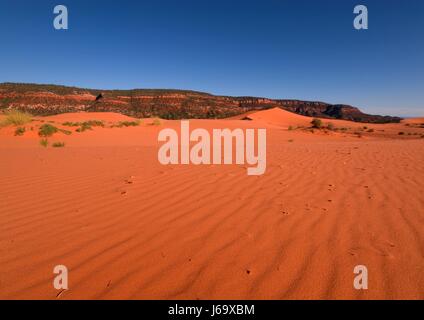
[0,83,401,123]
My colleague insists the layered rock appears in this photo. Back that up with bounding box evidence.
[0,83,401,123]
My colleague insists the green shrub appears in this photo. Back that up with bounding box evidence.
[39,124,58,137]
[311,118,323,129]
[1,110,32,126]
[327,123,335,130]
[52,142,65,148]
[40,139,49,147]
[14,127,26,136]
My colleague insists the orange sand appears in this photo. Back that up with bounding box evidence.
[0,108,423,299]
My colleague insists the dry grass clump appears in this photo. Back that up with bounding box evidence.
[311,118,323,129]
[1,110,32,126]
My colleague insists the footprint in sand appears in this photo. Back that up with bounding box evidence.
[119,176,136,195]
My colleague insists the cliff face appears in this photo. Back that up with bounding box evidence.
[0,83,402,123]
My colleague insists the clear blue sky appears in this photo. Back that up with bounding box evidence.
[0,0,423,116]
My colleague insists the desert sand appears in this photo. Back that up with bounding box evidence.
[0,108,423,299]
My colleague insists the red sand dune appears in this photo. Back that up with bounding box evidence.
[0,109,423,299]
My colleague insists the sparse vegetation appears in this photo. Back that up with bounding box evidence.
[398,132,405,135]
[76,123,93,132]
[14,127,26,136]
[64,120,104,132]
[113,120,141,128]
[1,110,32,126]
[52,142,65,148]
[311,118,323,129]
[39,124,58,137]
[39,139,49,147]
[288,126,294,131]
[367,129,375,133]
[327,123,335,130]
[84,120,104,127]
[62,122,80,127]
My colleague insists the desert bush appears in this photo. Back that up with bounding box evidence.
[14,127,26,136]
[398,132,405,135]
[1,110,32,126]
[367,129,375,133]
[52,142,65,148]
[327,123,335,130]
[39,139,49,147]
[311,118,323,129]
[39,124,58,137]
